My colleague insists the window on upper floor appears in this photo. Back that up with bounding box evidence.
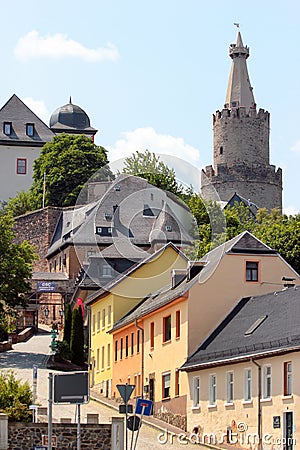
[26,123,34,137]
[102,308,105,329]
[3,122,12,135]
[162,372,171,399]
[96,348,99,371]
[102,262,113,278]
[131,332,134,356]
[107,305,111,326]
[125,335,129,358]
[16,158,27,175]
[284,361,292,396]
[226,371,234,404]
[97,311,100,331]
[246,261,259,282]
[114,340,118,362]
[120,338,123,360]
[175,310,180,338]
[150,322,154,349]
[163,315,171,343]
[209,374,217,406]
[263,365,272,399]
[192,376,200,408]
[244,368,252,401]
[137,330,140,353]
[92,314,95,334]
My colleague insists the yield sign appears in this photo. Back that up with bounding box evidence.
[116,384,135,403]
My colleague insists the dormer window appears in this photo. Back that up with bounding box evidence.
[3,122,11,135]
[26,123,34,137]
[166,225,172,232]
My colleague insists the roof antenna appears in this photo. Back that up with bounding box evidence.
[69,96,72,104]
[234,22,240,28]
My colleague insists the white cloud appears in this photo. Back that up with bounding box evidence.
[108,127,201,164]
[14,31,120,62]
[22,97,50,124]
[107,127,203,191]
[291,141,300,153]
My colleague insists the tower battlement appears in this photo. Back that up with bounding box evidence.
[213,107,269,125]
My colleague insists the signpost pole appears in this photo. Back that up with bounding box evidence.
[133,406,145,450]
[48,372,53,450]
[77,403,81,450]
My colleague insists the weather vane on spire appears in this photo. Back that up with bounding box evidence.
[233,22,240,28]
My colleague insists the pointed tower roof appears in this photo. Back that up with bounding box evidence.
[224,32,256,110]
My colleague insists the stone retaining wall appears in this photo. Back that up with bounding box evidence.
[8,422,112,449]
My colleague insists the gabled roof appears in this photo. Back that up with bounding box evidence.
[0,94,55,145]
[47,174,194,258]
[85,241,188,306]
[110,261,205,333]
[225,192,259,216]
[181,287,300,371]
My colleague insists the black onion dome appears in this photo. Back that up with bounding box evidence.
[50,98,91,130]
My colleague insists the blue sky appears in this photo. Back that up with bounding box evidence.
[1,0,300,213]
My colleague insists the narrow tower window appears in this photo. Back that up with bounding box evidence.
[220,146,223,155]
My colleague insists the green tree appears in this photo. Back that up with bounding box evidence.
[31,133,110,207]
[5,191,35,217]
[63,303,72,348]
[0,214,36,311]
[122,150,184,196]
[70,307,85,366]
[0,371,32,421]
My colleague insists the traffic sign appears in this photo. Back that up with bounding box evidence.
[135,398,153,416]
[127,415,141,431]
[116,384,135,403]
[53,372,89,404]
[33,446,47,450]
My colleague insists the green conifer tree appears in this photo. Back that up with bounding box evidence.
[70,307,85,366]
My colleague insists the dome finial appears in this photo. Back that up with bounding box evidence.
[69,96,72,104]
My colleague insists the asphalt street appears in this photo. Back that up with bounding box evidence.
[0,329,209,449]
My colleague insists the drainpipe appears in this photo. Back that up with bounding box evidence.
[252,359,262,450]
[135,319,144,398]
[87,305,92,386]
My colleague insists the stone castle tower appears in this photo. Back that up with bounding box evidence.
[201,31,282,211]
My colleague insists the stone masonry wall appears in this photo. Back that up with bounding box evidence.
[213,107,270,167]
[8,422,111,450]
[201,164,282,211]
[13,207,62,272]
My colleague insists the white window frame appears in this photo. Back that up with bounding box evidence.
[263,365,272,399]
[244,368,252,401]
[209,374,217,406]
[162,371,171,399]
[192,376,200,408]
[284,361,292,396]
[102,308,105,329]
[107,343,111,368]
[97,311,100,331]
[101,346,105,370]
[102,262,113,278]
[226,371,234,404]
[107,305,111,326]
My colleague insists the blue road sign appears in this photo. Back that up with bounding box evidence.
[135,398,153,416]
[37,281,56,292]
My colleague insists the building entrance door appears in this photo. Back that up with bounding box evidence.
[283,411,294,450]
